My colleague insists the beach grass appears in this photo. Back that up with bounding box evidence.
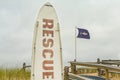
[0,68,30,80]
[1,67,120,80]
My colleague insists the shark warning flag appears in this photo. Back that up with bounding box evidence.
[77,28,90,39]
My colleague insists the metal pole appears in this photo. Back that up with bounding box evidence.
[74,27,77,62]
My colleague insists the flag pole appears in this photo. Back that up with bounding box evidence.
[74,27,77,62]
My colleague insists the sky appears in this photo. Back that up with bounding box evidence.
[0,0,120,67]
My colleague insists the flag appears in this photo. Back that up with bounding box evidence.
[77,28,90,39]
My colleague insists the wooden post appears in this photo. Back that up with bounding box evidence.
[97,58,101,76]
[105,69,109,80]
[70,62,76,74]
[23,62,26,71]
[64,66,69,80]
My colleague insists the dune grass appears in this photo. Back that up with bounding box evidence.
[0,68,30,80]
[1,67,120,80]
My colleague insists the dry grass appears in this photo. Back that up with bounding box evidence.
[0,68,30,80]
[1,67,120,80]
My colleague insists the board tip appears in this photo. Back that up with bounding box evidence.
[44,2,53,7]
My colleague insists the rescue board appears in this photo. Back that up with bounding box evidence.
[31,2,63,80]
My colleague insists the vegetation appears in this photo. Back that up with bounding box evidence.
[1,67,120,80]
[0,68,30,80]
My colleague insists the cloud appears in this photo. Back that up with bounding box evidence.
[0,0,120,67]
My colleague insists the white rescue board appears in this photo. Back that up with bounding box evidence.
[31,2,63,80]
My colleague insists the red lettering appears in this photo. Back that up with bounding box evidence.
[42,49,53,58]
[43,38,53,47]
[43,30,54,37]
[43,72,54,79]
[42,19,54,79]
[43,19,53,29]
[43,60,53,70]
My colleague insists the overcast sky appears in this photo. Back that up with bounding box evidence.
[0,0,120,67]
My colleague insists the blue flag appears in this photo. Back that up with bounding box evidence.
[77,28,90,39]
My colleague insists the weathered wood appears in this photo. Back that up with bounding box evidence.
[70,61,120,72]
[70,62,76,74]
[68,73,86,80]
[64,66,69,80]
